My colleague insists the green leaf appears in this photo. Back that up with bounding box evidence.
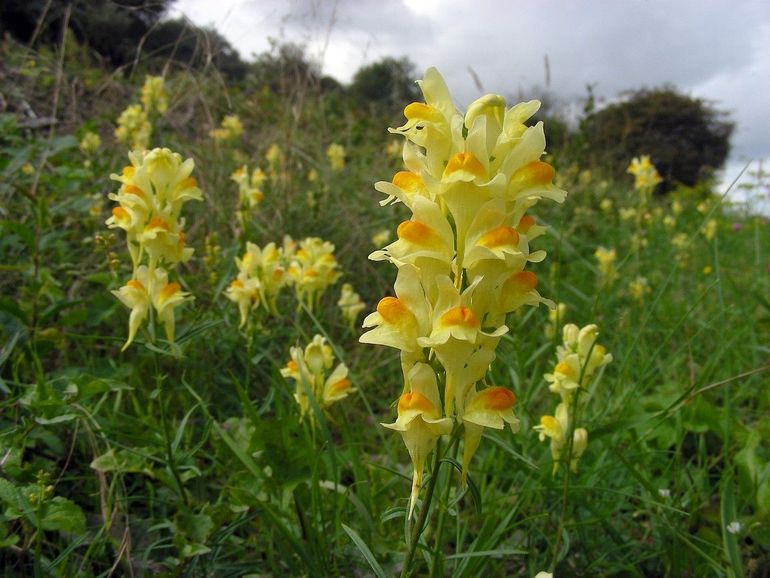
[720,472,745,578]
[342,523,386,578]
[42,497,86,534]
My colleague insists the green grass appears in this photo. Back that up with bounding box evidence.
[1,35,769,577]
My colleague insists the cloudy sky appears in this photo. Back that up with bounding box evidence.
[174,0,770,194]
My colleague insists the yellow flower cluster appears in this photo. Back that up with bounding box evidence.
[628,276,651,301]
[79,131,102,155]
[326,143,346,172]
[280,335,355,422]
[361,68,567,515]
[210,114,244,142]
[337,283,365,329]
[594,246,617,282]
[287,237,342,310]
[115,105,151,150]
[139,76,168,116]
[536,324,612,474]
[226,236,341,325]
[226,240,290,325]
[231,165,267,208]
[106,148,203,349]
[115,76,168,150]
[627,155,662,200]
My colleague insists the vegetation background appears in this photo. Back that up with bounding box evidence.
[0,1,768,576]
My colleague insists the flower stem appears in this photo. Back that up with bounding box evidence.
[401,436,443,578]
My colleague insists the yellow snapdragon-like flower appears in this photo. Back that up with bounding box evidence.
[362,68,567,503]
[594,246,617,282]
[79,131,102,155]
[326,143,346,172]
[210,114,244,142]
[628,276,651,301]
[627,155,662,197]
[107,148,202,349]
[140,75,168,115]
[287,237,341,310]
[337,283,365,329]
[231,165,267,208]
[115,104,151,150]
[280,334,355,423]
[227,241,290,324]
[539,323,611,474]
[701,218,718,241]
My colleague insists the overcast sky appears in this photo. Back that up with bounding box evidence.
[174,0,770,195]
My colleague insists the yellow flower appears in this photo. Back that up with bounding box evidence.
[115,104,151,150]
[701,218,718,241]
[619,207,637,222]
[232,165,266,208]
[79,131,102,155]
[210,114,244,141]
[139,75,168,115]
[371,228,391,247]
[627,155,662,195]
[280,335,355,423]
[703,265,713,276]
[599,198,613,214]
[111,270,151,350]
[338,283,365,328]
[326,143,346,172]
[381,363,452,518]
[363,68,567,508]
[287,237,342,310]
[628,276,651,301]
[594,246,617,282]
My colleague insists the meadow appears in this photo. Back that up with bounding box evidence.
[0,31,769,578]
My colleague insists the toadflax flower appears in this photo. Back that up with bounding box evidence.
[326,143,346,172]
[538,323,611,473]
[337,283,365,329]
[280,334,355,424]
[361,67,567,510]
[107,148,202,349]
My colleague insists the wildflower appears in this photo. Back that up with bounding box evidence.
[671,200,683,215]
[619,207,637,222]
[338,283,365,329]
[627,155,662,199]
[265,144,283,173]
[663,215,676,228]
[371,228,391,247]
[115,104,151,149]
[308,168,319,183]
[539,323,611,473]
[362,68,567,504]
[701,218,718,241]
[386,139,401,158]
[231,165,267,208]
[628,276,651,301]
[726,521,743,535]
[210,114,244,142]
[545,302,567,338]
[280,334,355,423]
[108,148,202,348]
[139,75,168,115]
[599,198,613,214]
[79,131,102,155]
[703,265,713,276]
[287,237,341,310]
[658,488,671,499]
[594,246,617,282]
[732,222,743,232]
[227,241,289,322]
[326,143,346,172]
[21,163,34,175]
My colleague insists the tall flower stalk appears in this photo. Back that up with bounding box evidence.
[361,68,568,524]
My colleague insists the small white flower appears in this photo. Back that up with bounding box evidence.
[535,572,553,578]
[658,488,671,499]
[726,521,742,535]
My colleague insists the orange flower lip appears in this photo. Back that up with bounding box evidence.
[146,217,170,231]
[230,279,244,289]
[376,296,413,325]
[439,306,479,329]
[397,220,437,245]
[392,171,425,192]
[126,279,145,291]
[124,184,145,198]
[475,386,517,410]
[398,391,435,414]
[510,161,555,187]
[478,226,520,248]
[510,271,538,291]
[518,215,535,233]
[554,361,576,379]
[160,282,181,298]
[329,378,352,393]
[443,152,486,180]
[179,177,197,189]
[112,207,129,219]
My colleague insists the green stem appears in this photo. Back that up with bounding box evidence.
[155,364,190,507]
[429,436,458,578]
[401,437,443,578]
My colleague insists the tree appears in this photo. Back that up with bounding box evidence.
[350,57,420,111]
[584,87,733,192]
